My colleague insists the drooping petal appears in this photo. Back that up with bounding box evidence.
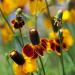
[13,62,28,75]
[23,59,37,73]
[23,44,34,58]
[49,40,56,51]
[34,45,44,56]
[40,38,48,50]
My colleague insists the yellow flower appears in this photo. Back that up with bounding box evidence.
[23,58,37,73]
[0,0,17,15]
[49,28,73,48]
[12,53,37,75]
[62,10,75,23]
[49,28,73,55]
[22,52,37,73]
[29,0,46,15]
[13,62,28,75]
[62,10,71,21]
[0,24,13,44]
[62,28,73,48]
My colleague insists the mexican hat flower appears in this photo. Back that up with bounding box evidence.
[22,28,46,59]
[11,8,25,29]
[11,16,25,29]
[49,28,74,55]
[10,50,37,75]
[23,28,51,59]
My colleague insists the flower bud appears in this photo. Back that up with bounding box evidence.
[9,50,25,65]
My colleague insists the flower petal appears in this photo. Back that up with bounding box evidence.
[40,38,48,50]
[34,45,44,56]
[23,44,34,57]
[49,40,56,51]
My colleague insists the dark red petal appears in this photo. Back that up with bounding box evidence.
[34,45,44,56]
[19,22,23,28]
[14,22,19,29]
[56,45,61,53]
[62,43,67,49]
[40,38,48,50]
[22,44,34,57]
[55,38,60,44]
[11,20,16,24]
[32,52,38,59]
[55,37,63,44]
[49,40,56,51]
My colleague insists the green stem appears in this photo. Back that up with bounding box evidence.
[44,0,52,20]
[19,28,24,47]
[59,31,65,75]
[39,56,46,75]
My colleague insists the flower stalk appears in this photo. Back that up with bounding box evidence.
[59,30,66,75]
[19,28,24,47]
[39,56,46,75]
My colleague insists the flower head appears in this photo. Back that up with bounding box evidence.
[11,15,25,29]
[49,28,74,55]
[10,50,37,74]
[23,28,48,58]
